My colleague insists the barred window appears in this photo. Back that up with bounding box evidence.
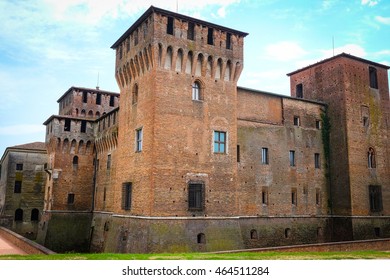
[188,183,204,211]
[122,182,132,210]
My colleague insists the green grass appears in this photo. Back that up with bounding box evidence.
[1,250,390,260]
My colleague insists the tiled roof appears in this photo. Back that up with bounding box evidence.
[10,142,46,151]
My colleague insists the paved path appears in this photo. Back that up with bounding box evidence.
[0,235,27,255]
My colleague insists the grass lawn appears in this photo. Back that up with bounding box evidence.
[1,250,390,260]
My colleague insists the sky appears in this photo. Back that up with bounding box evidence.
[0,0,389,155]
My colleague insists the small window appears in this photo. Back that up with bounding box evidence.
[291,189,297,206]
[374,227,381,238]
[16,163,23,171]
[214,131,226,154]
[132,84,138,105]
[289,150,296,167]
[369,185,382,212]
[67,193,75,204]
[73,156,78,166]
[207,27,214,45]
[192,81,201,101]
[64,119,71,131]
[237,145,240,162]
[187,22,195,40]
[369,66,378,89]
[167,17,174,35]
[31,208,39,221]
[363,116,369,127]
[262,189,268,205]
[81,120,87,133]
[316,120,321,129]
[15,209,23,221]
[284,228,291,238]
[250,229,258,239]
[315,153,320,169]
[135,128,143,152]
[197,233,206,244]
[134,29,138,46]
[368,147,376,169]
[261,148,269,165]
[293,116,300,126]
[188,183,204,211]
[109,95,115,107]
[14,181,22,193]
[316,189,321,206]
[82,91,88,103]
[296,83,303,98]
[226,33,232,50]
[107,154,111,170]
[96,93,101,105]
[122,182,132,210]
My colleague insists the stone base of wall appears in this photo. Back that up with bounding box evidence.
[0,215,12,228]
[36,211,93,253]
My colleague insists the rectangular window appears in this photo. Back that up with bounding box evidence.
[187,22,195,40]
[136,128,143,152]
[188,183,204,211]
[261,148,269,165]
[293,116,300,126]
[296,83,303,98]
[226,33,232,49]
[109,95,115,107]
[369,185,383,212]
[369,66,378,89]
[14,181,22,193]
[291,189,297,206]
[81,120,87,133]
[262,188,268,205]
[107,154,111,170]
[207,27,214,45]
[134,30,139,46]
[237,145,240,162]
[289,150,296,167]
[122,182,132,210]
[315,153,320,169]
[167,17,174,35]
[67,193,75,204]
[96,93,101,105]
[316,189,321,206]
[316,120,321,129]
[64,119,71,131]
[82,91,88,103]
[16,163,23,171]
[213,131,226,153]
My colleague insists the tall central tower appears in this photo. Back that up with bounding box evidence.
[111,6,247,217]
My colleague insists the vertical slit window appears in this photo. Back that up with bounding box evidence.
[289,150,296,167]
[296,83,303,98]
[369,66,378,89]
[369,185,382,212]
[187,22,195,40]
[122,182,132,210]
[167,17,174,35]
[261,148,269,165]
[136,128,143,152]
[226,33,232,49]
[315,153,320,169]
[207,27,214,45]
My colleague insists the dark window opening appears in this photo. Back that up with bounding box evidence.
[315,153,320,169]
[134,30,138,46]
[82,91,88,103]
[187,22,195,40]
[316,120,321,129]
[73,156,78,165]
[81,120,87,133]
[15,209,23,221]
[107,154,111,170]
[262,190,268,205]
[132,84,138,104]
[64,119,71,131]
[226,33,232,49]
[374,227,381,237]
[316,189,320,205]
[14,181,22,193]
[188,183,204,211]
[262,148,269,165]
[250,229,258,239]
[237,145,240,162]
[67,193,75,204]
[122,182,132,210]
[293,116,300,126]
[207,27,214,45]
[284,228,291,238]
[291,189,297,206]
[167,17,174,35]
[363,116,369,127]
[368,147,376,169]
[16,163,23,171]
[197,233,206,244]
[296,83,303,98]
[369,66,378,89]
[369,185,382,212]
[109,95,115,107]
[96,93,101,105]
[31,208,39,221]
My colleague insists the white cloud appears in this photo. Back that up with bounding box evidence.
[320,44,367,58]
[0,125,45,136]
[361,0,379,6]
[264,41,307,61]
[375,16,390,25]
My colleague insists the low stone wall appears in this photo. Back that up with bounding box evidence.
[0,227,55,255]
[214,238,390,254]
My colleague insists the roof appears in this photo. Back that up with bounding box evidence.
[287,52,390,76]
[111,6,249,49]
[57,86,120,103]
[10,142,46,151]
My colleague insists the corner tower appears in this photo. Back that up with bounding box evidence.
[111,6,248,217]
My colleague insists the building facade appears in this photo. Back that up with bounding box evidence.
[0,142,47,239]
[29,6,390,253]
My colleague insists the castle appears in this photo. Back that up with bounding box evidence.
[1,6,389,253]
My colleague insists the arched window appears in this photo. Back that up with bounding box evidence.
[132,84,139,105]
[197,233,206,244]
[284,228,291,238]
[186,51,193,74]
[250,229,258,239]
[15,209,23,221]
[176,49,183,72]
[73,155,79,165]
[368,147,376,168]
[165,47,173,70]
[31,208,39,221]
[192,81,202,101]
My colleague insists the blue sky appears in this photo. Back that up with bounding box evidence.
[0,0,389,154]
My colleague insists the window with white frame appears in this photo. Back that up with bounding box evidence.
[213,131,226,154]
[135,128,143,152]
[192,81,201,101]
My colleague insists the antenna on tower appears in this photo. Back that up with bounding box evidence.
[96,72,100,90]
[332,36,335,57]
[176,0,179,13]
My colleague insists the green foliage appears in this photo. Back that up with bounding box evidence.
[320,109,331,176]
